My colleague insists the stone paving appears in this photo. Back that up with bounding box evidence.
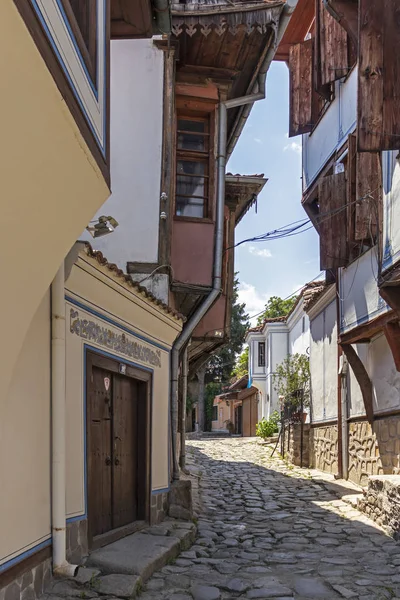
[141,438,400,600]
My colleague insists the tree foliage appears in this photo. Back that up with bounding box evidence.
[232,346,249,378]
[273,353,310,408]
[257,295,298,325]
[206,275,249,385]
[204,381,222,431]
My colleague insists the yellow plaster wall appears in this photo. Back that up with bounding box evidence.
[0,292,51,567]
[65,255,182,516]
[0,0,110,407]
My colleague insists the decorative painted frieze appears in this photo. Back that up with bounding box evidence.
[70,309,162,368]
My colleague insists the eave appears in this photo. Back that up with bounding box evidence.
[275,0,314,62]
[225,174,268,225]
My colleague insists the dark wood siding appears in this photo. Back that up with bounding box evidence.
[315,0,348,92]
[358,0,400,151]
[289,39,314,137]
[355,151,382,241]
[318,172,348,269]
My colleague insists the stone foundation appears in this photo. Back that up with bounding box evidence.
[357,475,400,538]
[347,416,400,485]
[66,518,88,564]
[168,480,193,520]
[0,556,52,600]
[282,423,310,467]
[309,423,338,474]
[150,491,169,524]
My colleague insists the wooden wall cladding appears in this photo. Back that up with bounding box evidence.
[314,0,348,93]
[289,39,314,137]
[318,171,348,270]
[358,0,400,151]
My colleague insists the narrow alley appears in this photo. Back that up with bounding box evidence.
[141,438,400,600]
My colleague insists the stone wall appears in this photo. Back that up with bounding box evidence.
[348,415,400,485]
[0,557,52,600]
[309,423,338,474]
[357,475,400,538]
[67,519,88,564]
[151,491,169,524]
[282,423,310,467]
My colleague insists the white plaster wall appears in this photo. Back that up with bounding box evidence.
[339,249,390,335]
[0,292,51,569]
[382,151,400,272]
[288,311,310,356]
[81,38,164,269]
[348,335,400,418]
[303,67,357,190]
[310,300,337,422]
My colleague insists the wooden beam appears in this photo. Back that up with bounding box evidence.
[341,343,374,424]
[384,321,400,372]
[380,286,400,320]
[339,309,396,344]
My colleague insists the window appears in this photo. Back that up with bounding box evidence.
[212,406,218,421]
[175,117,210,219]
[258,342,266,367]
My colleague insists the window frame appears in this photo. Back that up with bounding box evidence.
[258,342,266,368]
[212,405,218,421]
[174,108,215,222]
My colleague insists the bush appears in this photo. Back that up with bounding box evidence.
[256,411,280,440]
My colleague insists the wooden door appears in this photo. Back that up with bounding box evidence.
[112,374,138,529]
[87,363,113,538]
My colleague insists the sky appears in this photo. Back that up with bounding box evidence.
[227,61,320,324]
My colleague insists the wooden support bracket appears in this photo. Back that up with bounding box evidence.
[341,343,374,424]
[384,321,400,372]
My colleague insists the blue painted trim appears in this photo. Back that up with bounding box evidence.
[66,295,170,352]
[152,488,170,495]
[54,0,98,98]
[29,0,106,154]
[83,344,155,517]
[340,304,391,334]
[66,514,86,524]
[0,538,51,574]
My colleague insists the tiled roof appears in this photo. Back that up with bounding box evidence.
[84,244,185,322]
[226,173,265,178]
[303,282,332,312]
[246,280,326,335]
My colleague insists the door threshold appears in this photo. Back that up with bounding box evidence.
[91,520,148,551]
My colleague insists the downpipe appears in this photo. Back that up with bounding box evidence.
[171,0,299,479]
[51,263,79,577]
[179,347,189,470]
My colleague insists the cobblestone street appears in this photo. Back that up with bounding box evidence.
[142,438,400,600]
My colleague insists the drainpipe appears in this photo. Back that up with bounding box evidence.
[179,346,188,470]
[51,263,79,577]
[170,0,299,480]
[340,355,349,480]
[153,0,171,35]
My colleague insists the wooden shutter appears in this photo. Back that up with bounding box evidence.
[358,0,400,151]
[355,151,382,241]
[315,0,348,94]
[318,172,348,270]
[289,39,313,138]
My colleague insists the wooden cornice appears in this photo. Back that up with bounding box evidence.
[339,310,396,345]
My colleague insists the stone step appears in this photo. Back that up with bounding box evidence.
[85,520,196,582]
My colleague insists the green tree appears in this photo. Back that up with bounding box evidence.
[232,346,249,378]
[204,381,222,431]
[257,295,298,325]
[206,275,249,385]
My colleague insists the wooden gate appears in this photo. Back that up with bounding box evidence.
[86,352,151,545]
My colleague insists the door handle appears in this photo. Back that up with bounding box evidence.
[105,455,111,466]
[114,458,120,466]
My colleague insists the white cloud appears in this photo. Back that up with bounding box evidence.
[249,246,272,259]
[284,141,302,155]
[238,282,270,324]
[254,138,262,144]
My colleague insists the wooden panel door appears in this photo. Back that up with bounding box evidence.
[87,364,112,538]
[112,374,139,529]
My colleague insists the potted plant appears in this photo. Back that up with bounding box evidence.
[224,419,235,436]
[274,353,310,423]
